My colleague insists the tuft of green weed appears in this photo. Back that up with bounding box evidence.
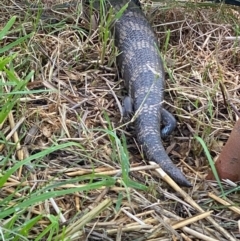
[0,142,116,239]
[0,16,34,124]
[102,112,147,191]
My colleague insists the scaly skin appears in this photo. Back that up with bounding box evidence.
[110,0,191,187]
[23,0,191,186]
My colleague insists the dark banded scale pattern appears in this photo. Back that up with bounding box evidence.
[110,0,191,187]
[29,0,191,187]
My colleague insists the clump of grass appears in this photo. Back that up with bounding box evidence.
[0,16,34,123]
[0,0,240,240]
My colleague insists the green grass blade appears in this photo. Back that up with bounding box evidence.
[35,215,59,241]
[195,135,225,197]
[0,33,33,54]
[0,16,16,40]
[0,71,34,123]
[12,215,43,241]
[0,142,80,188]
[0,55,16,70]
[0,177,115,219]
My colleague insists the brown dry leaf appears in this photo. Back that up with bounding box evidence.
[42,125,53,138]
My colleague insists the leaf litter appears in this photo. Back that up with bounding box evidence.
[0,0,240,240]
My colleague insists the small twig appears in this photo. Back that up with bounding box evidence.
[172,211,213,229]
[0,116,25,152]
[8,112,24,163]
[121,208,146,225]
[208,192,240,215]
[181,226,219,241]
[149,161,236,241]
[220,82,240,118]
[49,197,67,223]
[225,36,240,41]
[66,164,160,177]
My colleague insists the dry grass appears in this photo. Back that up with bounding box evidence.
[0,0,240,240]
